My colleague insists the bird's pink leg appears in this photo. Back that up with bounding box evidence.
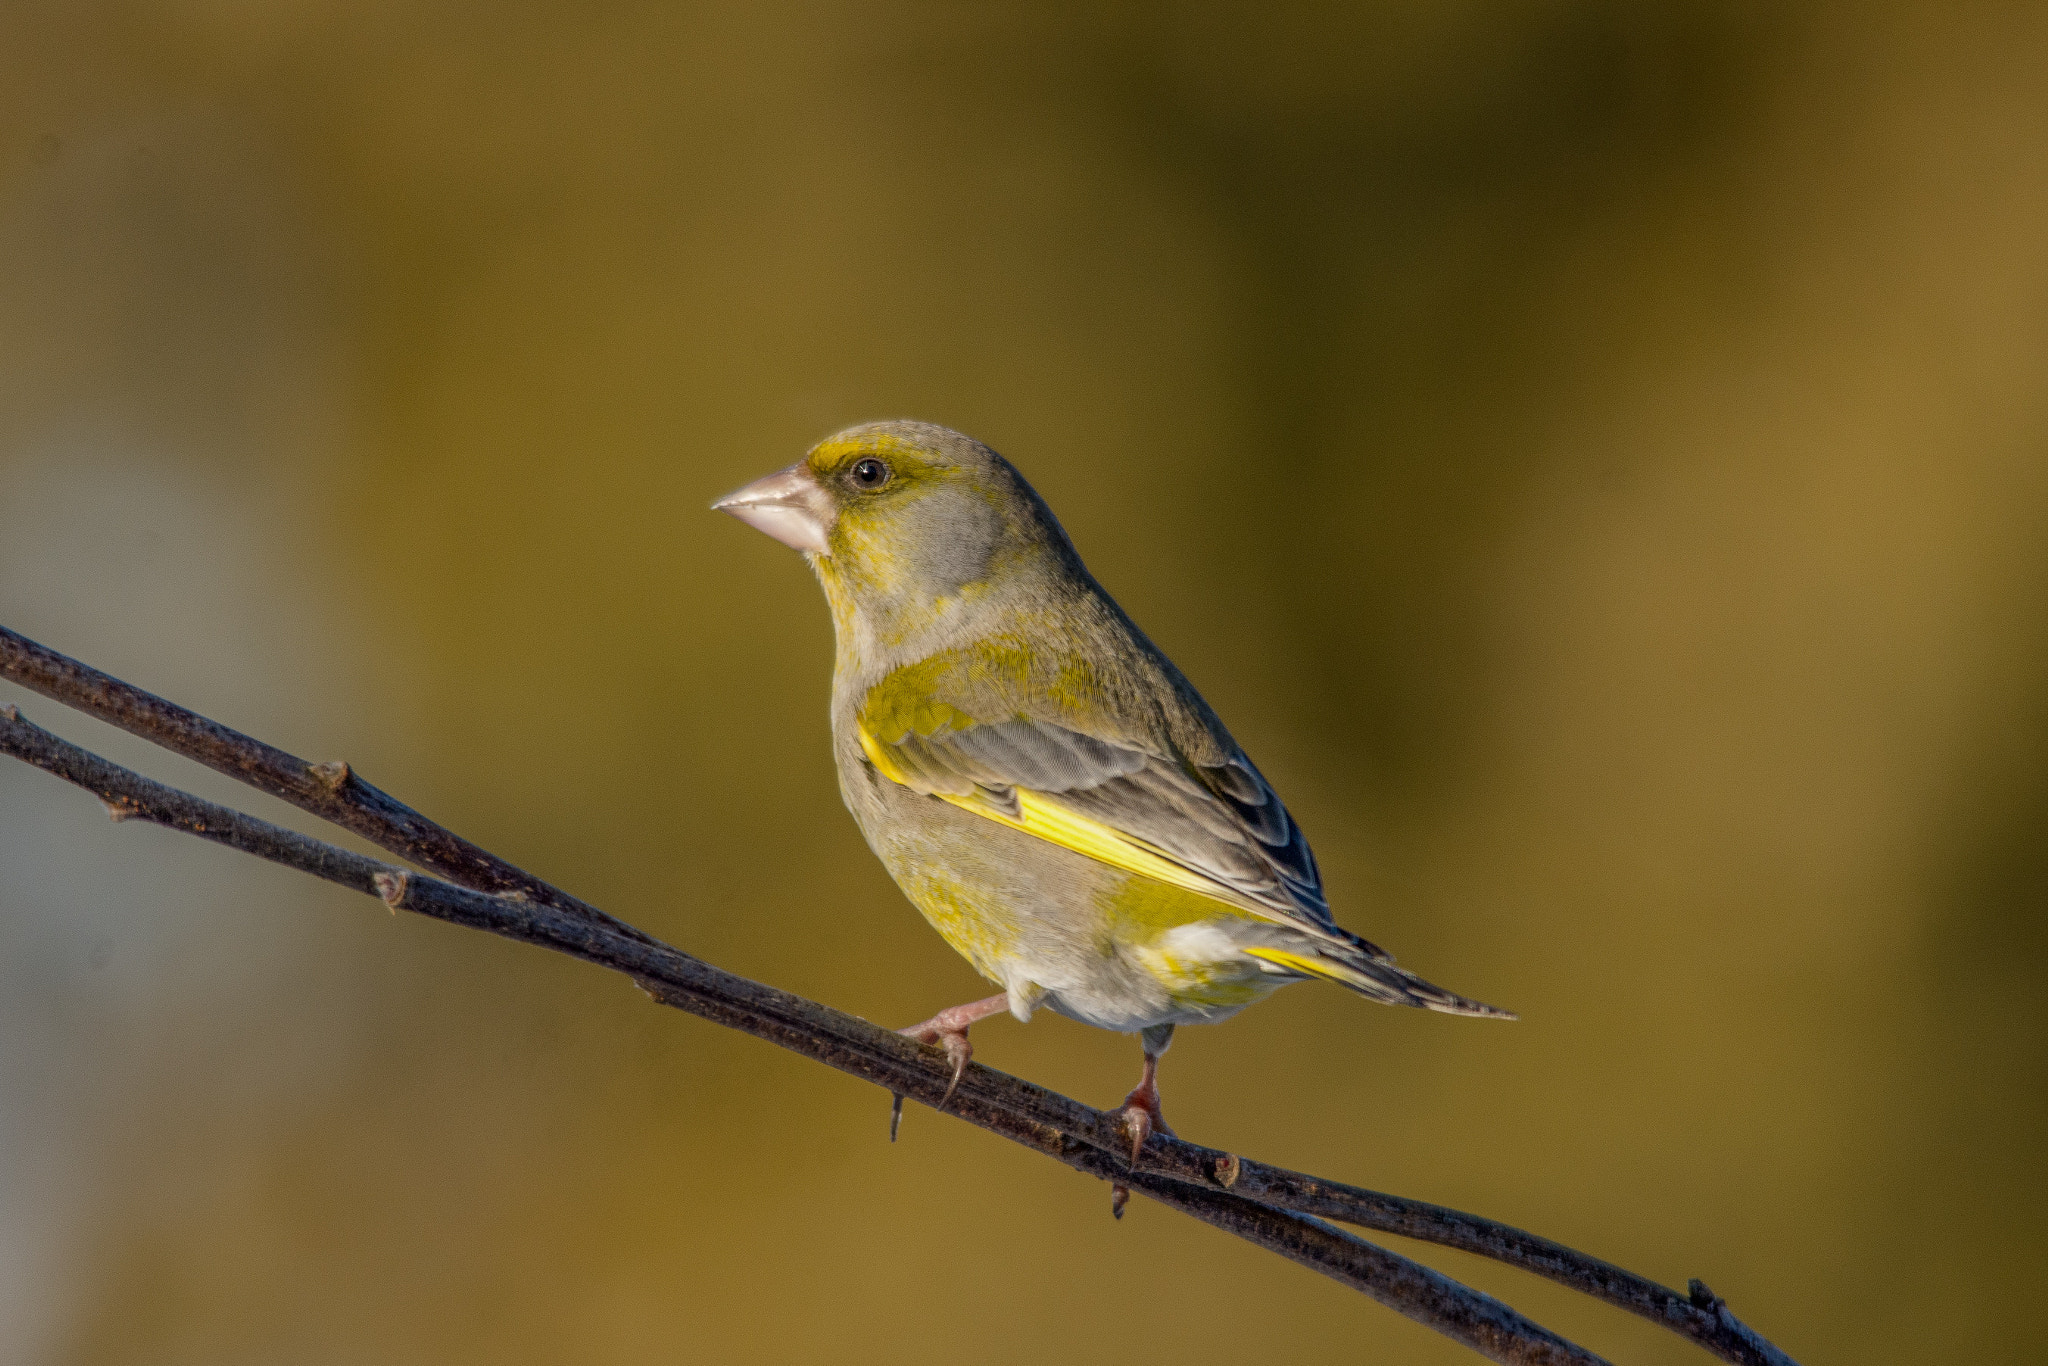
[1110,1024,1176,1219]
[890,993,1010,1139]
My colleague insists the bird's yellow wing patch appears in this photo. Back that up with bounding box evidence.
[859,722,1246,911]
[1240,945,1354,984]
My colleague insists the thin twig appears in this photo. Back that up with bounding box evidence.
[0,624,1802,1366]
[0,623,655,946]
[1129,1153,1797,1366]
[0,704,1601,1366]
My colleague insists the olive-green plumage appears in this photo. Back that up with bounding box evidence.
[716,420,1509,1068]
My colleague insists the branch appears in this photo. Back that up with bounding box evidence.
[0,704,1599,1366]
[1131,1157,1797,1366]
[0,624,654,946]
[0,626,1799,1366]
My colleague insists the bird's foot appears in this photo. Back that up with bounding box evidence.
[889,993,1010,1140]
[1115,1073,1171,1163]
[1108,1074,1172,1219]
[899,1018,974,1111]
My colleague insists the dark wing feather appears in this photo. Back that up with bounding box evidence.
[870,714,1352,944]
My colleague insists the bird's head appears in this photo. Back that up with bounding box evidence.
[713,420,1073,637]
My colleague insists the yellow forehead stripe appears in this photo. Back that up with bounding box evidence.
[806,429,918,475]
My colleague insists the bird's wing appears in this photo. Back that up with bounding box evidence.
[856,682,1360,950]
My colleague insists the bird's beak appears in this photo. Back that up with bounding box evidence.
[710,463,837,554]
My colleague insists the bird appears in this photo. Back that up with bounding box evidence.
[713,420,1511,1210]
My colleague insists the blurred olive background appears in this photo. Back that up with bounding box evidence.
[2,2,2045,1362]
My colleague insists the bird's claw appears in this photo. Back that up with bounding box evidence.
[1107,1081,1171,1218]
[898,1022,974,1111]
[891,1015,980,1139]
[1114,1081,1170,1163]
[887,994,1008,1140]
[937,1031,971,1109]
[1116,1098,1158,1165]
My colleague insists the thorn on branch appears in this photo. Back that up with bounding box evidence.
[101,797,141,823]
[634,978,685,1010]
[2,703,16,721]
[1689,1279,1723,1312]
[309,759,351,790]
[373,870,410,914]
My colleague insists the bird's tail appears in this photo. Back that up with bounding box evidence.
[1242,939,1516,1020]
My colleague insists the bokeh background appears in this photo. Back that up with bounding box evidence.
[2,2,2045,1362]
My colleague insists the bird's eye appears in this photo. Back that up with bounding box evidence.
[849,457,891,490]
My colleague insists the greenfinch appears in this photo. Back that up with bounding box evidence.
[715,421,1510,1179]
